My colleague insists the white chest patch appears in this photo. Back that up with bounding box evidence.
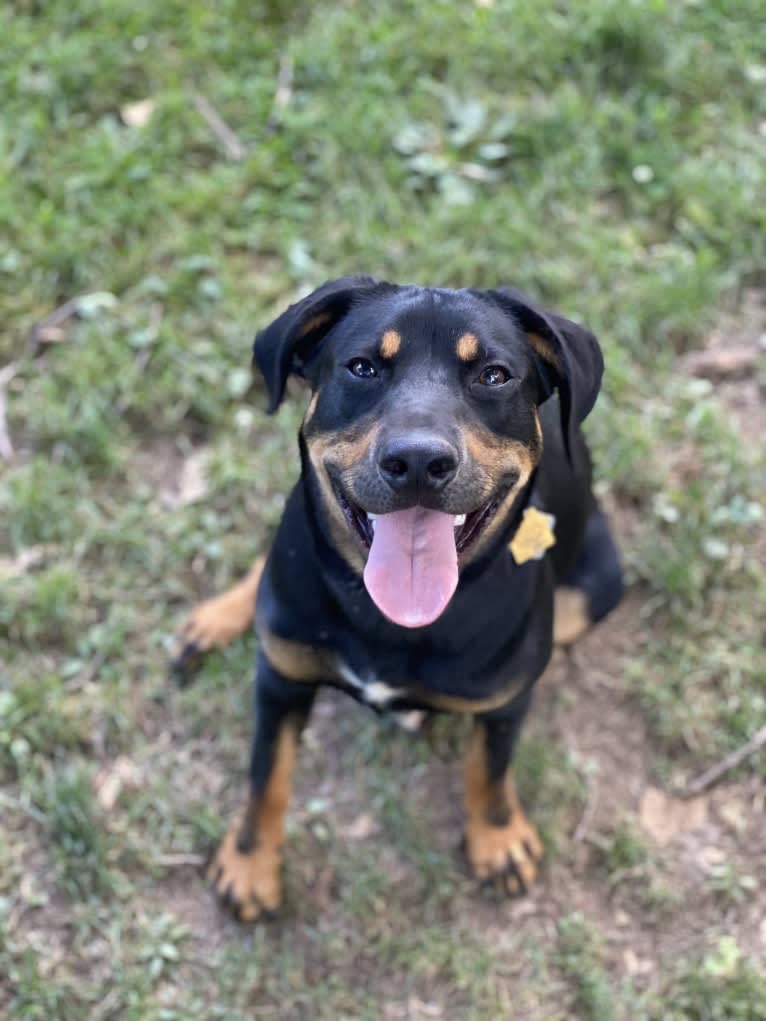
[337,662,403,707]
[363,681,402,707]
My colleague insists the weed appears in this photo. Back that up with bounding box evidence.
[39,765,113,900]
[557,913,616,1021]
[650,938,766,1020]
[597,820,651,886]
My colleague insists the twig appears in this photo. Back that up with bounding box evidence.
[152,852,207,867]
[134,301,164,376]
[27,296,81,354]
[0,363,17,387]
[0,790,46,824]
[64,647,110,689]
[573,771,598,842]
[684,725,766,797]
[0,362,18,460]
[267,55,294,131]
[274,55,294,109]
[191,89,247,161]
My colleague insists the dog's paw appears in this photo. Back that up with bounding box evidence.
[170,558,264,683]
[171,599,233,680]
[465,807,543,895]
[206,825,281,923]
[170,592,252,683]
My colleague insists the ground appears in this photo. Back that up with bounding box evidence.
[1,2,765,1018]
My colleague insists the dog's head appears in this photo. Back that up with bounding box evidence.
[254,276,602,629]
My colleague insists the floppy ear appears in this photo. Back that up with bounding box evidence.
[253,275,389,412]
[483,287,604,458]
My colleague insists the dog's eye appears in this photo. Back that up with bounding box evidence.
[477,365,510,387]
[347,358,378,379]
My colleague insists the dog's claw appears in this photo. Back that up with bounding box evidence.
[207,823,282,924]
[169,639,202,686]
[466,808,543,897]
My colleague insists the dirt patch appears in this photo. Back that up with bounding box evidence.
[131,438,211,509]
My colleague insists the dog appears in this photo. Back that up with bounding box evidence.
[173,276,623,921]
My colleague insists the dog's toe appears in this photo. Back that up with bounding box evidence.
[207,824,282,924]
[467,807,543,896]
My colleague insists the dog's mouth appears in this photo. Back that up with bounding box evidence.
[336,489,505,555]
[334,484,509,630]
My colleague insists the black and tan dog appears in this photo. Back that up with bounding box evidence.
[174,276,623,921]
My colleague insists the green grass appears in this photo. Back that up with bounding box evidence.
[651,938,766,1021]
[39,765,114,900]
[2,0,765,1016]
[557,914,617,1021]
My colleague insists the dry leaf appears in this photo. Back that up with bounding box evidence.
[639,786,707,846]
[407,999,443,1019]
[682,345,758,381]
[393,708,426,732]
[699,845,727,871]
[36,325,68,344]
[161,448,210,508]
[94,756,143,811]
[121,98,156,127]
[0,544,55,579]
[717,797,748,833]
[623,948,653,976]
[344,813,379,840]
[383,1006,407,1020]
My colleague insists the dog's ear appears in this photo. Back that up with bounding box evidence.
[253,275,389,412]
[482,287,603,457]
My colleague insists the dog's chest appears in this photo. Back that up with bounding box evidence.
[336,659,404,708]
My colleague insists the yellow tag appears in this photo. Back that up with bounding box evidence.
[509,507,556,565]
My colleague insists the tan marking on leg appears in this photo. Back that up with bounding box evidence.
[464,725,543,895]
[176,556,265,658]
[527,332,561,371]
[553,586,591,645]
[208,721,298,922]
[456,331,479,362]
[379,329,401,359]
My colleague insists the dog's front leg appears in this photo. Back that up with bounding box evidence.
[464,692,543,894]
[208,653,316,921]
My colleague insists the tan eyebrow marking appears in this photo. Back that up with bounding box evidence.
[527,332,561,371]
[456,332,480,362]
[380,329,402,359]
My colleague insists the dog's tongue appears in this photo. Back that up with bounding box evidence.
[363,507,458,628]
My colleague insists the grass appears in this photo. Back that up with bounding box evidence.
[1,0,765,1016]
[556,914,616,1021]
[652,938,766,1021]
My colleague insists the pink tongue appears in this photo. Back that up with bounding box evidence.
[363,507,458,628]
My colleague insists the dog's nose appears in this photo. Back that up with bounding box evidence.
[379,434,459,494]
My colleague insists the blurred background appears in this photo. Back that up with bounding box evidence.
[1,1,764,1017]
